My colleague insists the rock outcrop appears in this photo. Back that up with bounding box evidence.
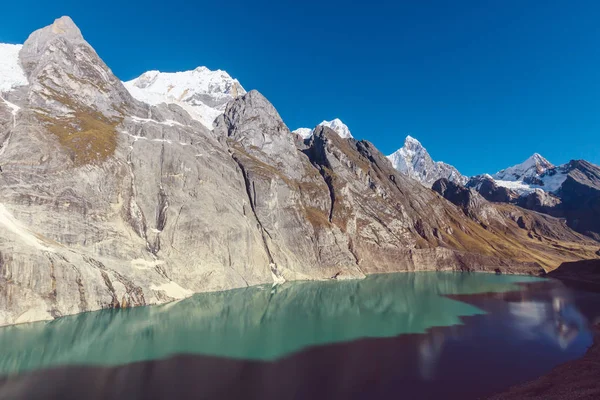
[0,17,598,326]
[466,175,519,203]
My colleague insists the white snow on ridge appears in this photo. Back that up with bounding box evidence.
[494,174,567,195]
[292,128,313,139]
[123,67,245,129]
[493,180,537,194]
[493,153,553,181]
[319,118,353,138]
[0,44,28,93]
[292,118,354,140]
[491,153,567,194]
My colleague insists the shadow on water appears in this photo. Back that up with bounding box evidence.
[0,272,599,399]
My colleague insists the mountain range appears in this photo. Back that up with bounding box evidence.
[0,16,598,327]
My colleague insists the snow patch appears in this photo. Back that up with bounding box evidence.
[131,259,165,270]
[0,43,28,93]
[494,180,537,195]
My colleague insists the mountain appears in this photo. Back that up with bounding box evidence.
[0,17,597,327]
[493,153,554,181]
[387,136,467,187]
[490,153,568,194]
[292,118,353,140]
[123,67,245,129]
[469,158,600,240]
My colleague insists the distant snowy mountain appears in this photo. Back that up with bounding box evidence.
[293,128,313,139]
[318,119,353,138]
[387,136,467,188]
[491,154,567,194]
[292,118,353,140]
[123,67,245,129]
[0,43,28,93]
[493,153,554,181]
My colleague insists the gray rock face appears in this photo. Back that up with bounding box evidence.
[0,17,597,326]
[466,175,519,203]
[20,16,134,118]
[558,160,600,240]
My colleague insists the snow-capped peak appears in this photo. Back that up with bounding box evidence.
[489,153,568,195]
[319,118,353,138]
[0,43,28,93]
[292,128,313,139]
[493,153,554,181]
[292,118,354,140]
[123,67,246,129]
[404,135,421,146]
[387,135,467,188]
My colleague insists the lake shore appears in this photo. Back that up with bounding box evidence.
[487,324,600,400]
[0,276,598,399]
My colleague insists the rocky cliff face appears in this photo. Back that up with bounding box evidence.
[0,17,597,326]
[466,175,520,203]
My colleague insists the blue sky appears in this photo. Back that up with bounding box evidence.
[1,0,599,176]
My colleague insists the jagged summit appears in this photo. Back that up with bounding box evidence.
[20,16,85,67]
[493,153,554,181]
[404,135,421,145]
[292,118,353,140]
[387,135,467,188]
[48,16,82,37]
[18,15,133,119]
[319,118,353,138]
[123,66,246,129]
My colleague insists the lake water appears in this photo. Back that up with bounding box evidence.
[0,272,599,399]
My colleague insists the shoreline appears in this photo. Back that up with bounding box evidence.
[0,268,542,329]
[487,324,600,399]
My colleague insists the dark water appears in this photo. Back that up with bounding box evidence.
[0,272,599,399]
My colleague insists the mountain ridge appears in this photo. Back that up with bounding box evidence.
[0,16,597,327]
[387,135,467,187]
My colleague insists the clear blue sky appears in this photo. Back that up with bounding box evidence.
[1,0,599,176]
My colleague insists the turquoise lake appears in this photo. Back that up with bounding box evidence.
[0,272,547,375]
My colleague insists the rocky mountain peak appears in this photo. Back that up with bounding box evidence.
[493,153,554,181]
[214,90,302,175]
[19,15,133,119]
[292,118,353,140]
[20,16,85,70]
[387,135,467,188]
[49,16,82,38]
[403,135,422,148]
[319,118,353,139]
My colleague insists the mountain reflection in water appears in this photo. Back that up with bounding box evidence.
[0,272,599,400]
